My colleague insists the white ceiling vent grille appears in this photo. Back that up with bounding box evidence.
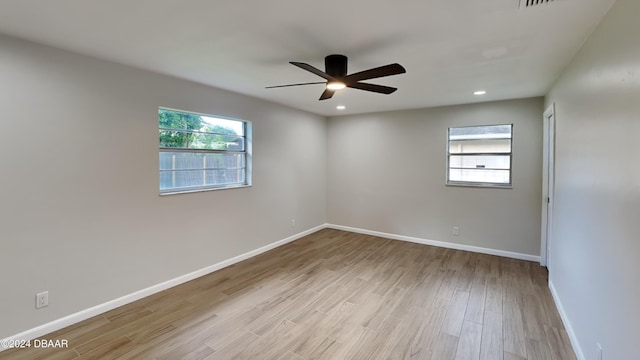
[519,0,555,10]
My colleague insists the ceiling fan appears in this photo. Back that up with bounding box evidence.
[266,54,406,100]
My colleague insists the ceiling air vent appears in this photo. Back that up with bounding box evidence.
[519,0,555,10]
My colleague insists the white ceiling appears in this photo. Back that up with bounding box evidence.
[0,0,615,116]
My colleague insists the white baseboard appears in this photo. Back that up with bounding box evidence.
[0,224,326,350]
[549,279,585,360]
[326,224,540,262]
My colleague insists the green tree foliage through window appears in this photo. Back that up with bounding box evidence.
[198,124,242,150]
[159,109,202,148]
[159,109,242,150]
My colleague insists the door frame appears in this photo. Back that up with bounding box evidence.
[540,103,556,267]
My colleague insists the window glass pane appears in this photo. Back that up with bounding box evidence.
[159,152,245,171]
[159,108,250,193]
[447,124,512,186]
[159,130,245,150]
[160,169,245,190]
[201,116,244,136]
[449,124,511,138]
[159,109,202,132]
[159,109,245,150]
[449,155,510,170]
[192,133,245,151]
[448,169,510,184]
[449,139,511,154]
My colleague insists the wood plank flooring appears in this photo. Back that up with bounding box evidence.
[0,229,575,360]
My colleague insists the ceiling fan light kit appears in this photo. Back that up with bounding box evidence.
[326,82,346,90]
[266,54,406,101]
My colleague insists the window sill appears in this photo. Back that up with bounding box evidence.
[160,184,251,196]
[446,182,512,189]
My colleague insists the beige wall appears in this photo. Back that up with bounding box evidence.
[545,0,640,358]
[0,34,327,338]
[327,98,544,256]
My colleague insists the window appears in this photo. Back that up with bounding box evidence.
[447,124,512,187]
[159,108,251,194]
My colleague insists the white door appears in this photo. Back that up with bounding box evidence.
[540,104,555,267]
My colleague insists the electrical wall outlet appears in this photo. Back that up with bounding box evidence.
[453,226,460,236]
[36,291,49,309]
[291,219,296,227]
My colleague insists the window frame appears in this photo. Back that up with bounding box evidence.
[158,107,252,195]
[446,124,513,189]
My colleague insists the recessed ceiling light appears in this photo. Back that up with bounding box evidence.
[474,90,487,95]
[336,105,346,110]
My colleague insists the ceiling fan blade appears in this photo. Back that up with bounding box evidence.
[344,63,406,83]
[265,81,326,89]
[347,82,397,94]
[290,62,337,81]
[319,89,335,100]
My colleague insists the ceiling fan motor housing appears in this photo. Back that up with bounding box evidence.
[325,54,348,78]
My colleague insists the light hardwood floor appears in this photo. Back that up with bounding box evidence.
[1,229,576,360]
